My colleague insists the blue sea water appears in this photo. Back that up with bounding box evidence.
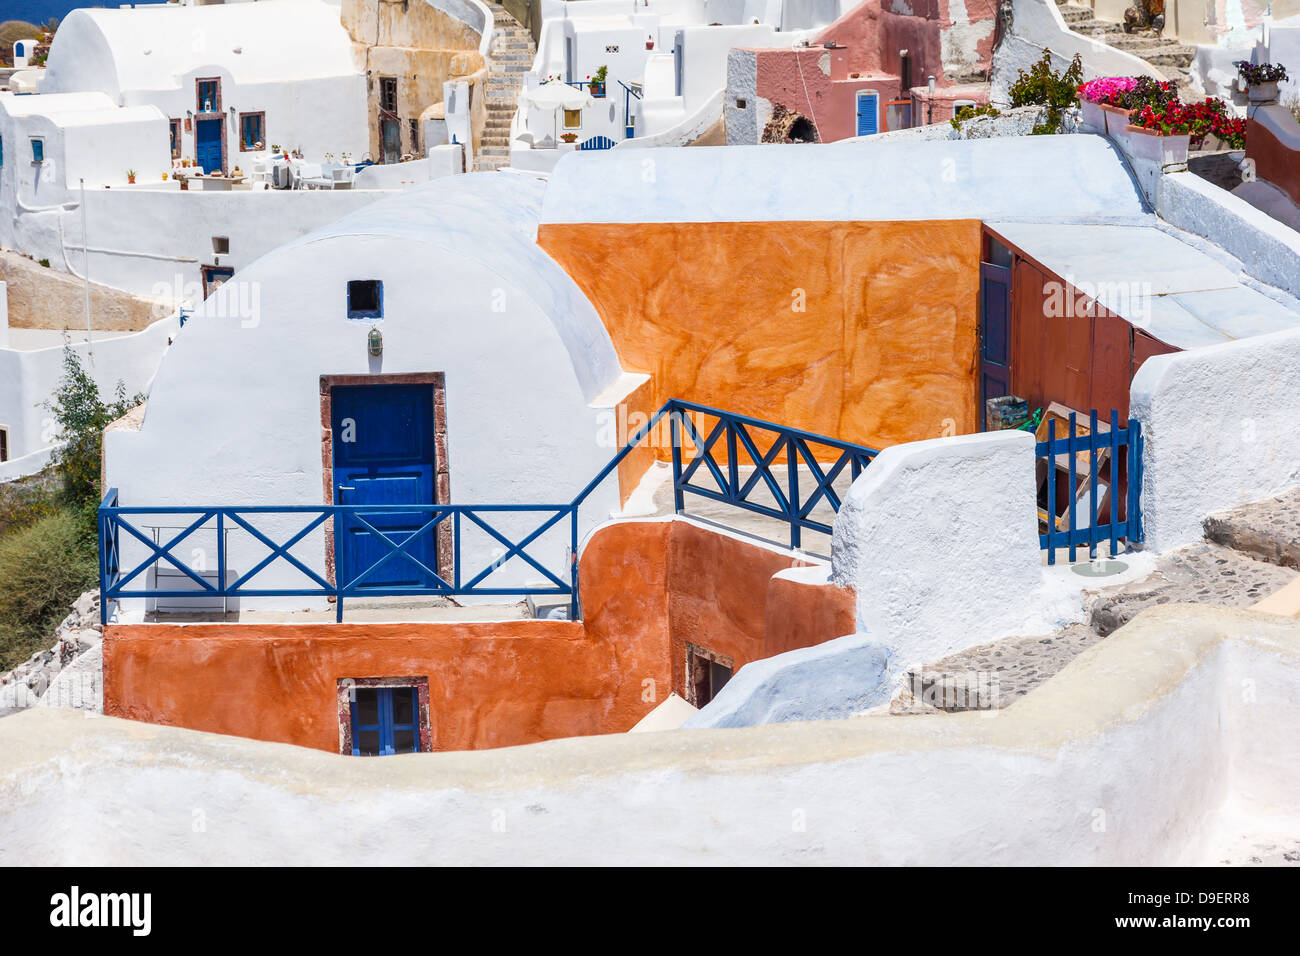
[0,1,166,27]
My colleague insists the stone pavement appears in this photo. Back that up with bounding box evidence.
[896,490,1300,713]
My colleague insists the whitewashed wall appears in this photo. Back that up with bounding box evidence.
[4,604,1296,864]
[0,315,177,471]
[104,176,636,610]
[1130,326,1300,552]
[41,3,369,165]
[831,430,1079,668]
[7,187,386,301]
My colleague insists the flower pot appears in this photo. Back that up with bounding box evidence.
[1123,124,1190,166]
[1101,104,1133,137]
[1248,80,1279,103]
[1080,98,1106,132]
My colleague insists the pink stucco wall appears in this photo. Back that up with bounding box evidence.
[750,0,997,142]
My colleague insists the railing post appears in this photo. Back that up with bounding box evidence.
[1046,417,1057,566]
[216,510,225,615]
[569,506,579,620]
[787,434,800,550]
[670,408,684,515]
[1088,409,1098,561]
[98,507,108,627]
[1129,419,1144,545]
[334,504,344,623]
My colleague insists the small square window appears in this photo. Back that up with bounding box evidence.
[211,236,229,255]
[347,279,383,319]
[563,108,582,129]
[338,677,430,756]
[736,98,747,109]
[0,426,9,464]
[30,138,43,163]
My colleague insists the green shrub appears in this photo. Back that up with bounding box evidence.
[43,347,141,510]
[1010,51,1083,134]
[0,511,97,671]
[950,103,1001,129]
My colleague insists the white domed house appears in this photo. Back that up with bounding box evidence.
[102,173,646,615]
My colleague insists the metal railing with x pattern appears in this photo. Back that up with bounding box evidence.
[99,400,881,623]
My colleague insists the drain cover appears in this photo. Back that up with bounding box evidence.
[1071,559,1130,578]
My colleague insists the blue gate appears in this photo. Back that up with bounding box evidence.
[1037,409,1143,563]
[578,135,616,150]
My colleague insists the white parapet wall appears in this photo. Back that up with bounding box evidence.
[1158,171,1300,302]
[1130,326,1300,553]
[2,603,1298,864]
[0,313,177,473]
[830,430,1079,670]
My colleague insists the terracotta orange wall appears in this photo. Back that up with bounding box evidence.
[539,219,982,450]
[103,519,855,753]
[1247,115,1300,209]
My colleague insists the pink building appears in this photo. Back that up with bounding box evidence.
[726,0,999,143]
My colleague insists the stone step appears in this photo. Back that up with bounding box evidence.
[1203,488,1300,570]
[1088,542,1296,636]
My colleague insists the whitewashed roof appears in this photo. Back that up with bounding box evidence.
[988,221,1300,349]
[41,0,359,99]
[540,137,1150,224]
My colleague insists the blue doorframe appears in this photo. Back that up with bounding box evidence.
[979,262,1013,429]
[331,383,439,590]
[855,90,880,137]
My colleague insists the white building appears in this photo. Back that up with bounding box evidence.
[508,0,851,170]
[103,172,644,610]
[40,0,369,170]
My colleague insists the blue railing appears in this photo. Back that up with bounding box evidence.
[99,400,879,624]
[1037,410,1144,563]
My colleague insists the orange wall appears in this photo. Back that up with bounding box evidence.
[103,520,855,753]
[539,219,982,450]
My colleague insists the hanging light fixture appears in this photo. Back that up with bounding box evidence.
[367,325,383,357]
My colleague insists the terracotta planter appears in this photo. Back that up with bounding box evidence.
[1080,98,1106,132]
[1247,80,1279,103]
[1123,123,1190,166]
[1101,104,1133,137]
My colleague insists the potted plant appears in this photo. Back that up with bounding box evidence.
[560,132,578,143]
[1235,60,1288,102]
[126,169,136,184]
[1077,76,1137,131]
[589,65,607,97]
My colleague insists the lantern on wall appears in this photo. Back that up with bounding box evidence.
[367,325,383,357]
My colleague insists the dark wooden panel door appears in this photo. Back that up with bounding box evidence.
[979,262,1012,429]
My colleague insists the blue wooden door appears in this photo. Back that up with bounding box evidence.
[855,91,879,136]
[332,384,439,591]
[980,262,1013,430]
[195,118,222,173]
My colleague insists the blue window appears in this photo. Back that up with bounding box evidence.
[351,686,420,756]
[239,112,264,151]
[347,279,383,319]
[197,79,219,113]
[30,138,43,163]
[1,136,4,166]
